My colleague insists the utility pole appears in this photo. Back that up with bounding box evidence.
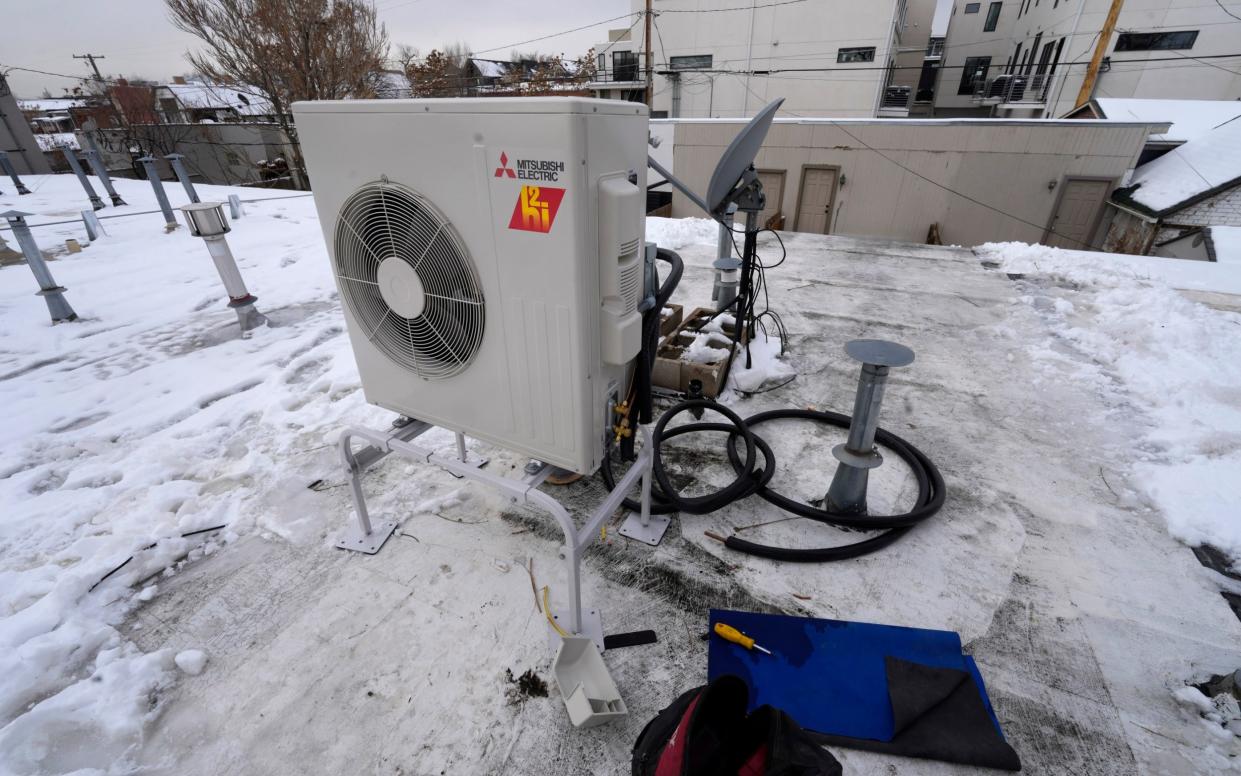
[644,0,653,110]
[73,53,107,83]
[1074,0,1124,109]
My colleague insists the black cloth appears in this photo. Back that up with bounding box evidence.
[810,657,1021,771]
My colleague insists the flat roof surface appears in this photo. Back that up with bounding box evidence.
[1,176,1236,774]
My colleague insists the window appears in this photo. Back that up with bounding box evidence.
[958,55,991,94]
[1115,30,1199,51]
[984,2,1002,31]
[838,46,876,63]
[964,2,981,12]
[669,54,712,71]
[613,51,638,82]
[1025,32,1042,74]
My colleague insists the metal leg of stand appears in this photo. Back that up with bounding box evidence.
[447,430,488,478]
[618,428,669,546]
[333,424,429,554]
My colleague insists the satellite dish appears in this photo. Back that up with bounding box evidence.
[647,98,784,221]
[705,98,784,216]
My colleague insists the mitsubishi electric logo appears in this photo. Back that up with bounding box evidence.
[494,151,565,182]
[494,152,517,179]
[494,150,568,234]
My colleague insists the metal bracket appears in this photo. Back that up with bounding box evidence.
[333,421,654,649]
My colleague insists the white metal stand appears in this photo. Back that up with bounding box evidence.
[336,421,654,644]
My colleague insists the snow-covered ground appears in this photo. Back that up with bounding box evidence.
[1,176,1239,774]
[1,175,364,772]
[977,241,1241,560]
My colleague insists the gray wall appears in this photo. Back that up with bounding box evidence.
[82,122,295,186]
[670,117,1159,247]
[0,75,52,175]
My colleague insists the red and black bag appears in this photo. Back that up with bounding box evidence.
[632,675,842,776]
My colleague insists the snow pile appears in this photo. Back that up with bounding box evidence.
[683,330,731,364]
[646,216,720,251]
[1127,116,1241,213]
[0,645,174,775]
[727,332,794,394]
[979,241,1241,561]
[174,650,208,676]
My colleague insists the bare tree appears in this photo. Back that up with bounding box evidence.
[166,0,389,187]
[406,50,469,97]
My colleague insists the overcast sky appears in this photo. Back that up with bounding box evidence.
[4,0,955,98]
[3,0,628,97]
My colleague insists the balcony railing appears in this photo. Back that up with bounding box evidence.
[972,72,1052,105]
[589,69,644,85]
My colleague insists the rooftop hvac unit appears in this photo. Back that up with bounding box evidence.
[293,98,649,474]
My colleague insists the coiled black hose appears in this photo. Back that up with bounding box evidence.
[600,401,944,562]
[602,245,944,561]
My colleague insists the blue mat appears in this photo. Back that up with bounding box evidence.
[707,609,1003,742]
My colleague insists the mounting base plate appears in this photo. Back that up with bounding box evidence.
[335,518,398,555]
[547,606,605,653]
[618,512,671,546]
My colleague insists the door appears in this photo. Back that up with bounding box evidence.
[794,166,838,234]
[756,169,786,227]
[1046,178,1110,249]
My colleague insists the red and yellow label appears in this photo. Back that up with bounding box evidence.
[508,185,565,234]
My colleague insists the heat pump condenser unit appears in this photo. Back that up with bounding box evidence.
[294,98,649,474]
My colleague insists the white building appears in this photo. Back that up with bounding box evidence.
[590,0,937,118]
[934,0,1241,118]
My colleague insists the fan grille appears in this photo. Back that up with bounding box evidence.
[333,181,485,380]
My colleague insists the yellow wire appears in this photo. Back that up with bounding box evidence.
[542,585,569,638]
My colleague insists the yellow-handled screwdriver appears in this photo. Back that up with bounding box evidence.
[713,622,772,655]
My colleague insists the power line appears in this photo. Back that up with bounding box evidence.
[1214,0,1241,22]
[472,12,639,56]
[658,0,809,12]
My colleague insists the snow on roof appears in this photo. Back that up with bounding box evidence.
[16,98,88,113]
[1093,98,1241,144]
[471,58,507,78]
[33,132,79,152]
[376,70,411,98]
[1121,116,1241,214]
[165,82,273,116]
[1211,225,1241,264]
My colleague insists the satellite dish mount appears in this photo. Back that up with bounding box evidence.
[647,98,784,367]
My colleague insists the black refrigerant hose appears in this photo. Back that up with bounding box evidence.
[601,247,945,562]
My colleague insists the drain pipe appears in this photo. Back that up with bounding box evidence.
[824,339,915,514]
[1,210,78,323]
[180,202,267,332]
[62,149,105,210]
[0,152,32,195]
